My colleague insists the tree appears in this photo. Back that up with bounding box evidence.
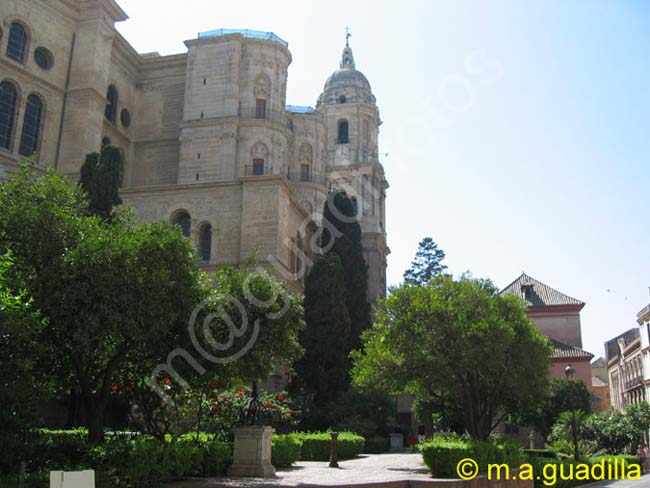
[351,274,552,440]
[0,167,307,443]
[292,255,351,425]
[0,252,50,458]
[403,237,447,285]
[0,168,199,442]
[551,410,588,460]
[525,379,592,443]
[79,144,123,220]
[320,191,370,351]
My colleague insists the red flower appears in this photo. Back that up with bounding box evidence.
[111,385,118,392]
[125,386,132,392]
[164,377,171,385]
[211,405,219,412]
[265,401,273,408]
[117,383,124,390]
[212,381,219,389]
[277,394,285,401]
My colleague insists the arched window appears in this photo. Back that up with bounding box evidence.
[254,74,270,119]
[337,120,349,144]
[7,22,28,63]
[198,223,212,261]
[0,81,19,150]
[104,85,118,123]
[171,211,191,238]
[19,94,44,157]
[299,143,313,182]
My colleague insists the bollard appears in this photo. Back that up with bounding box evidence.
[329,432,339,468]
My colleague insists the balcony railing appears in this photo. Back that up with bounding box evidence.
[286,168,328,186]
[244,165,274,177]
[238,106,293,131]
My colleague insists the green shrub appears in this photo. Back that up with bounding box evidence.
[419,435,522,478]
[524,455,641,488]
[1,429,231,487]
[291,432,364,461]
[272,435,302,467]
[523,448,559,459]
[364,436,389,454]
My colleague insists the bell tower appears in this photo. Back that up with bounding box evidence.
[318,36,389,302]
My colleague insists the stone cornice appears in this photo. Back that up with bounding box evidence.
[121,179,241,196]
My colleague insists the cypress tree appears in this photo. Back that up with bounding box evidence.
[294,254,351,405]
[79,144,123,220]
[320,191,370,351]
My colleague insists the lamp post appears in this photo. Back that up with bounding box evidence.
[564,364,579,461]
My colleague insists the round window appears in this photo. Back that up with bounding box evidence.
[120,108,131,128]
[34,47,54,70]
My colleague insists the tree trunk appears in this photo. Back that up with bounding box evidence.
[87,405,105,443]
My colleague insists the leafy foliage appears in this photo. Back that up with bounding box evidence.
[290,432,365,461]
[319,191,370,351]
[525,379,592,442]
[581,403,650,454]
[0,253,50,462]
[403,237,447,285]
[293,254,351,413]
[352,275,552,440]
[419,435,522,478]
[79,145,123,220]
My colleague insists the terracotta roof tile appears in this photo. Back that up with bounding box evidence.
[499,273,584,308]
[550,339,594,360]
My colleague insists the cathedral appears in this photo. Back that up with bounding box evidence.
[0,0,389,301]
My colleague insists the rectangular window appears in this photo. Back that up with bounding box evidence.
[255,99,267,119]
[300,164,310,182]
[252,158,265,176]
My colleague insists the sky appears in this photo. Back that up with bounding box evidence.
[115,0,650,360]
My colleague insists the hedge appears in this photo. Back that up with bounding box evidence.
[0,429,231,487]
[364,436,390,454]
[290,432,365,461]
[524,456,641,488]
[272,435,302,467]
[419,436,522,478]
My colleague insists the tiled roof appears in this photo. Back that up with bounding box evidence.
[499,273,584,308]
[592,375,608,387]
[591,356,607,368]
[551,339,594,360]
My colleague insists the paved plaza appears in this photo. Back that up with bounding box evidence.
[165,452,433,487]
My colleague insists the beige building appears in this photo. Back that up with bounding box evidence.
[0,0,389,299]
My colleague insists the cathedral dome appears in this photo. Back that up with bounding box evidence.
[317,43,376,106]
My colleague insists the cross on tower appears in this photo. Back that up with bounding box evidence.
[345,26,351,47]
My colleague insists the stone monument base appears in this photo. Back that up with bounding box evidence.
[228,425,276,478]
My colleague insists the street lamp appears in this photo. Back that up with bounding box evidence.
[564,364,576,381]
[564,364,579,461]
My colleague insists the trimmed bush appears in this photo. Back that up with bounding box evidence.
[1,429,231,487]
[524,455,641,488]
[272,435,302,468]
[292,432,365,461]
[523,449,559,459]
[364,436,390,454]
[419,435,522,478]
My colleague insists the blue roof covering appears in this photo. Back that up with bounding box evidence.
[286,105,317,114]
[198,29,288,47]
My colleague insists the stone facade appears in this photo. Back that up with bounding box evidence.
[0,0,389,299]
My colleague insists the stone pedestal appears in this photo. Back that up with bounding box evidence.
[389,433,404,452]
[50,470,95,488]
[228,426,276,478]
